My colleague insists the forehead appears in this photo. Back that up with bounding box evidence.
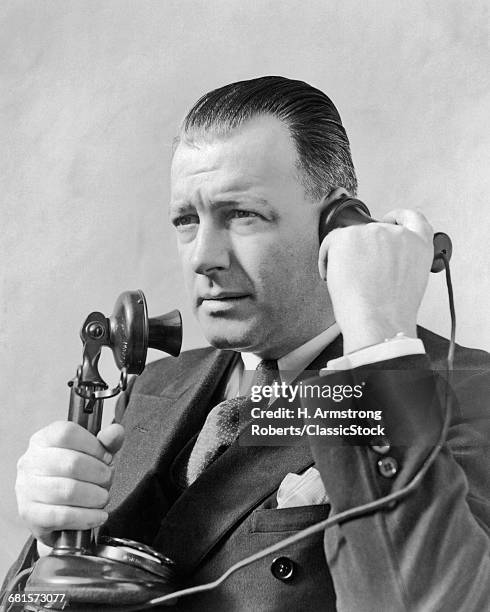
[170,116,299,197]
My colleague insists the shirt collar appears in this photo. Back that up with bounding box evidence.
[241,322,340,385]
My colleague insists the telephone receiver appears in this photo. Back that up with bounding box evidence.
[318,194,452,273]
[22,291,183,610]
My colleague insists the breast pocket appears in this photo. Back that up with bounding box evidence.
[250,503,331,533]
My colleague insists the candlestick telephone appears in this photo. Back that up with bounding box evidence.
[3,196,455,611]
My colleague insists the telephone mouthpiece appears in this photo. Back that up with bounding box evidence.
[109,290,182,374]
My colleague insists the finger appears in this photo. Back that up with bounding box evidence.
[30,421,113,465]
[23,503,108,539]
[25,476,109,508]
[20,447,113,487]
[381,209,433,243]
[97,423,125,457]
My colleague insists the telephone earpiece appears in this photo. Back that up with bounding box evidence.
[319,195,452,273]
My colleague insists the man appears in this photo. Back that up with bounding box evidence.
[6,77,490,610]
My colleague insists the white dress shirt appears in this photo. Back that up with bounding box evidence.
[224,323,425,398]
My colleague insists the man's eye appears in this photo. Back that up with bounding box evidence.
[229,210,259,219]
[173,214,199,227]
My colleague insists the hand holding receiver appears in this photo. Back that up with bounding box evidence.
[318,194,436,354]
[15,421,124,547]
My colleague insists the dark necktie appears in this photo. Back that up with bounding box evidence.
[185,359,278,485]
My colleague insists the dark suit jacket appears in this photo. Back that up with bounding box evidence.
[4,328,490,611]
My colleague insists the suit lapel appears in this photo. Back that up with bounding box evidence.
[106,349,238,523]
[154,437,313,575]
[153,334,344,574]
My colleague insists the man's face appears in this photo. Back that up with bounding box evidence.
[169,115,333,358]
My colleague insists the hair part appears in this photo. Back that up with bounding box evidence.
[179,76,357,199]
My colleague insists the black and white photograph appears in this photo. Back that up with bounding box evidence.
[1,1,489,610]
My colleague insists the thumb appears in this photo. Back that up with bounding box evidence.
[97,423,125,456]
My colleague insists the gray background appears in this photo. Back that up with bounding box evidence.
[1,0,489,577]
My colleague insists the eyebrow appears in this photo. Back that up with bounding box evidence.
[169,196,271,215]
[210,196,271,209]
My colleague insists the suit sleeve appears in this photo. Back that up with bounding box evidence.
[305,354,490,612]
[1,536,38,594]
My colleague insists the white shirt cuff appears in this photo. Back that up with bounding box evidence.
[323,337,425,372]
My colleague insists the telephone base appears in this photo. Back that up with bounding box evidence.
[24,553,176,609]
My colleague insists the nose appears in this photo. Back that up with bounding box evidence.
[190,222,231,275]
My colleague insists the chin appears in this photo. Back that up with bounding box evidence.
[200,318,264,352]
[204,330,255,352]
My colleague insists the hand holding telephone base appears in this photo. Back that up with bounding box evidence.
[20,291,182,609]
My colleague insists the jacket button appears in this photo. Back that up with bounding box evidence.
[371,437,391,454]
[271,556,295,581]
[377,456,398,478]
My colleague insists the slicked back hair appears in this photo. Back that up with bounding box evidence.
[179,76,357,199]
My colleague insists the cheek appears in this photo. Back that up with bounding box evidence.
[251,237,319,298]
[176,248,195,292]
[240,238,287,280]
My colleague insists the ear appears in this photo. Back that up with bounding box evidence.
[316,188,350,281]
[318,187,350,213]
[317,187,350,241]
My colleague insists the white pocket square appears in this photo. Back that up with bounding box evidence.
[276,466,329,508]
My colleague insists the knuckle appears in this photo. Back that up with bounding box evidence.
[24,505,49,530]
[32,421,65,447]
[52,420,70,432]
[65,452,82,476]
[97,464,112,487]
[55,478,77,502]
[14,474,26,499]
[94,487,110,508]
[87,510,107,529]
[55,506,73,528]
[391,207,405,217]
[18,449,42,474]
[29,429,44,447]
[15,473,34,505]
[362,223,386,241]
[42,506,65,529]
[52,421,77,445]
[364,223,380,236]
[106,466,115,486]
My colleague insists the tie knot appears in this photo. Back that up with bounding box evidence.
[254,359,279,388]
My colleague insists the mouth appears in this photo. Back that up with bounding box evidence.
[197,291,250,306]
[197,293,251,309]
